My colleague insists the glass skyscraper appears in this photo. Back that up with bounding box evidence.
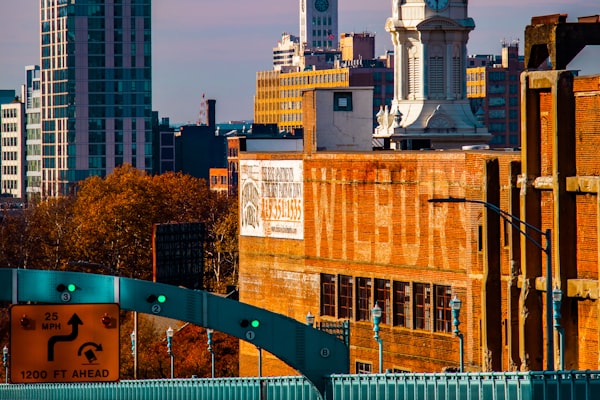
[25,65,42,201]
[40,0,152,196]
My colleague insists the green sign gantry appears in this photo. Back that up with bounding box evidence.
[0,268,349,396]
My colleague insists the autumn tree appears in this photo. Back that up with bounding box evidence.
[0,166,240,378]
[64,164,238,283]
[0,196,79,270]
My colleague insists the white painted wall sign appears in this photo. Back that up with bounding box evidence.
[240,160,303,240]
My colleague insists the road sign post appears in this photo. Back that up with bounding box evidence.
[9,303,120,384]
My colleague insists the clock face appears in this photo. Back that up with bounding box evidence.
[425,0,449,11]
[315,0,329,12]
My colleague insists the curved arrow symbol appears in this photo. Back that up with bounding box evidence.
[48,313,83,361]
[77,342,103,356]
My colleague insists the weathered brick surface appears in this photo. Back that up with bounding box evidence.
[239,74,600,376]
[239,150,520,375]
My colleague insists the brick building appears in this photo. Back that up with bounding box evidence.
[466,41,524,148]
[238,15,600,376]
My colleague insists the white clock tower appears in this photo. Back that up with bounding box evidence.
[300,0,338,50]
[374,0,490,149]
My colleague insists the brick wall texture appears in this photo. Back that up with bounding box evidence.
[238,74,600,377]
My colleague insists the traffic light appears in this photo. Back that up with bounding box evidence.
[146,294,167,304]
[240,318,260,328]
[56,283,77,293]
[56,283,77,302]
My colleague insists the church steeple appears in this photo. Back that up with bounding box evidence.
[375,0,491,150]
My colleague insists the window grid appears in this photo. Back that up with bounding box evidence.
[435,285,452,333]
[355,361,372,374]
[414,283,431,331]
[338,275,353,319]
[374,279,391,325]
[320,274,336,317]
[356,277,372,322]
[393,281,411,328]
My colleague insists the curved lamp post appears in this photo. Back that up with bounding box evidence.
[166,326,174,379]
[371,302,383,373]
[130,331,135,356]
[429,197,554,371]
[206,328,215,378]
[3,345,8,383]
[306,311,315,327]
[450,296,464,372]
[553,287,564,370]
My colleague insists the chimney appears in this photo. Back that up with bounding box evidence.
[208,99,216,128]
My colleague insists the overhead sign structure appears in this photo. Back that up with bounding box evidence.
[9,303,120,384]
[0,269,348,397]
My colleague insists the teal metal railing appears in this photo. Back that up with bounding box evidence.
[1,371,599,400]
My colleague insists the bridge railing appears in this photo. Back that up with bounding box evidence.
[328,370,600,400]
[1,371,599,400]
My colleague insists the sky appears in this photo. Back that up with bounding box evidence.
[0,1,598,124]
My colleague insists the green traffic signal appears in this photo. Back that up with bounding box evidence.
[56,283,77,292]
[240,319,261,328]
[147,294,167,303]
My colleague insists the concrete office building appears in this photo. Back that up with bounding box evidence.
[255,58,394,134]
[40,0,152,196]
[300,0,338,50]
[1,99,26,199]
[273,33,301,72]
[340,32,375,62]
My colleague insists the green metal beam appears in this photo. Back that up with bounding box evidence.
[0,268,349,396]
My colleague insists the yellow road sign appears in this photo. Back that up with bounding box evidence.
[9,303,120,383]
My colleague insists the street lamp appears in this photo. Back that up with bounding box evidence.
[206,328,215,378]
[429,197,554,371]
[371,302,383,373]
[3,345,8,384]
[450,296,464,372]
[306,311,315,327]
[166,326,174,379]
[553,287,565,370]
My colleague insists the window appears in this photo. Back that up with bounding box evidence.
[429,56,445,97]
[356,277,372,321]
[334,92,352,111]
[452,57,461,97]
[414,283,431,331]
[321,274,336,317]
[355,361,372,374]
[435,285,452,333]
[393,281,411,328]
[408,56,421,98]
[489,109,506,119]
[374,279,391,324]
[338,275,353,319]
